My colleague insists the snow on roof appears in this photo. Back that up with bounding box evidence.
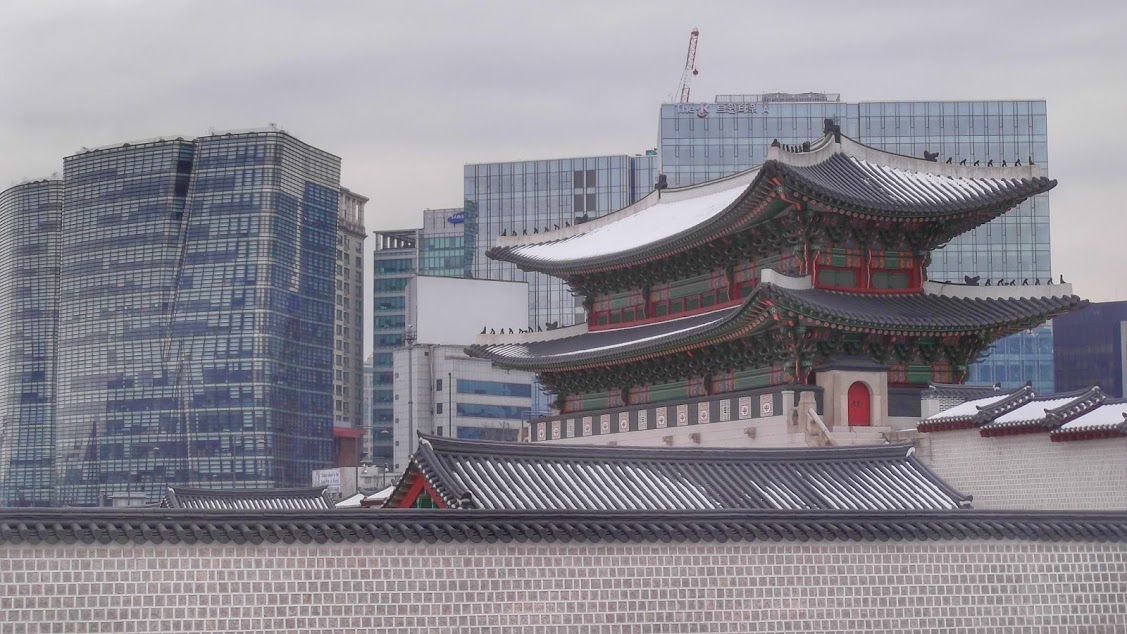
[505,176,753,264]
[994,396,1079,424]
[922,392,1012,421]
[1056,402,1127,433]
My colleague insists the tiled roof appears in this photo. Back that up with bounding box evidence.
[467,276,1084,371]
[487,134,1056,276]
[920,386,1123,441]
[387,436,971,511]
[979,387,1108,436]
[160,486,334,510]
[924,382,1008,401]
[1051,401,1127,442]
[2,508,1126,545]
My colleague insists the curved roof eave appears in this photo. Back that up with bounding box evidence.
[466,280,1085,372]
[485,133,1056,278]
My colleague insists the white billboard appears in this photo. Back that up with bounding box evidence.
[409,276,529,346]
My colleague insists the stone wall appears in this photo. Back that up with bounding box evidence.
[2,539,1125,632]
[922,430,1127,510]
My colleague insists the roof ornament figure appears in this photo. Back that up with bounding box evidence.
[945,157,953,164]
[960,159,968,165]
[964,275,980,286]
[923,150,939,162]
[974,160,980,166]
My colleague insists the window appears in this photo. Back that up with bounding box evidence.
[456,403,531,419]
[436,403,443,414]
[435,379,443,392]
[456,379,532,398]
[816,267,858,289]
[871,270,911,289]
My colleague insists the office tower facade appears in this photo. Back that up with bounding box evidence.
[1053,301,1127,398]
[0,180,62,506]
[370,229,418,467]
[658,94,1054,389]
[333,188,367,465]
[419,207,472,278]
[52,130,341,506]
[464,154,657,332]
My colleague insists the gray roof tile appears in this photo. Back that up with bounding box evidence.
[387,436,972,512]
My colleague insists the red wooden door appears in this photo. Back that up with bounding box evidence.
[847,381,871,426]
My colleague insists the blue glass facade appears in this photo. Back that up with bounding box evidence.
[53,131,340,506]
[1053,301,1127,398]
[659,95,1055,389]
[370,230,417,467]
[464,154,657,332]
[0,181,62,506]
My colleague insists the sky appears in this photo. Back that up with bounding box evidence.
[2,0,1126,321]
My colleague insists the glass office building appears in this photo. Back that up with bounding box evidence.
[1053,301,1127,398]
[53,130,341,506]
[464,153,657,332]
[0,180,62,506]
[370,229,418,467]
[419,207,471,278]
[658,94,1054,389]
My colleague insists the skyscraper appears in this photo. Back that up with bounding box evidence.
[658,94,1053,389]
[47,129,343,506]
[0,180,62,507]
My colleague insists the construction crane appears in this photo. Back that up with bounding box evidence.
[675,28,700,103]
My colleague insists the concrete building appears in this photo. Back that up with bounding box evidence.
[333,187,367,466]
[390,275,530,471]
[1053,300,1127,397]
[658,94,1056,390]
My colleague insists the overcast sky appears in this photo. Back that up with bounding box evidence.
[3,0,1126,318]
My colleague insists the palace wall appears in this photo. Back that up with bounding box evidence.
[3,539,1124,632]
[918,430,1127,511]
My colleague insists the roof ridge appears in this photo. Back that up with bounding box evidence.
[420,434,913,461]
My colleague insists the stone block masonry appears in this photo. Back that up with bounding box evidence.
[2,539,1126,632]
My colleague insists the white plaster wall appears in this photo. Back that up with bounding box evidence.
[545,414,804,448]
[923,430,1127,510]
[409,276,528,346]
